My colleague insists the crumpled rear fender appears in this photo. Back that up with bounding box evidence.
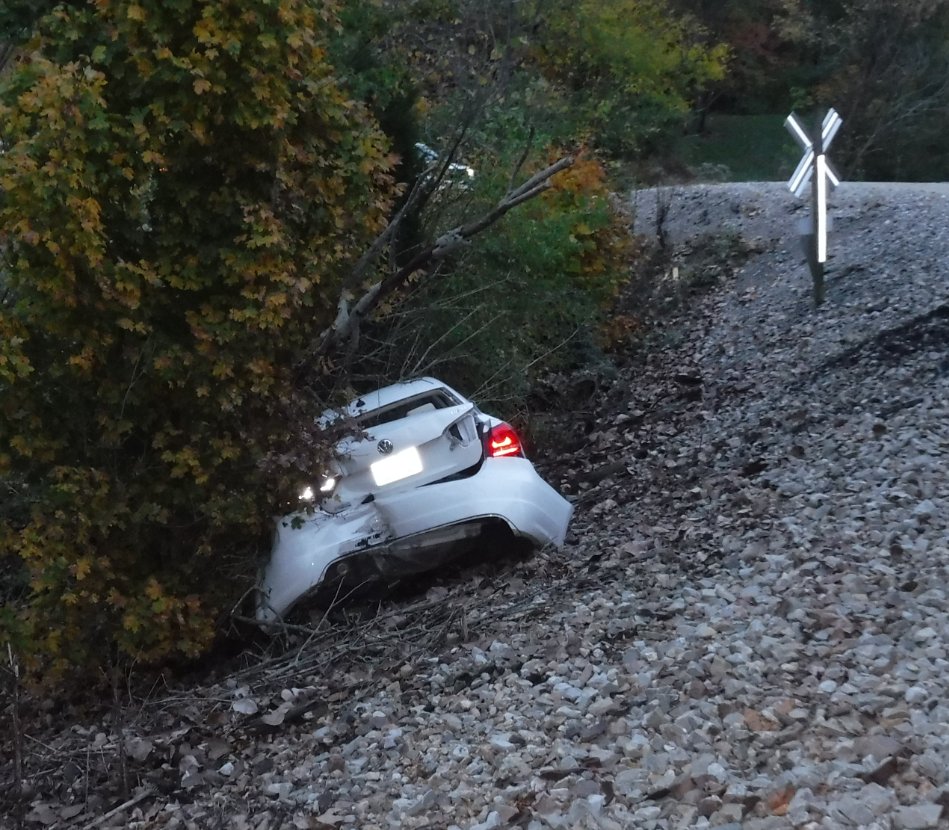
[374,456,572,547]
[256,504,390,624]
[256,457,572,624]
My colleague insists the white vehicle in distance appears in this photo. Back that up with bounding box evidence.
[415,141,475,187]
[256,377,572,624]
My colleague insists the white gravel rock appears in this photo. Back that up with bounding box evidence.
[892,803,943,829]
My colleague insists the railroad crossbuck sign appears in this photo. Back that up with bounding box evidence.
[784,108,843,304]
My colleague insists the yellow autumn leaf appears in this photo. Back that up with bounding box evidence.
[127,5,145,21]
[193,78,212,95]
[67,347,95,371]
[123,612,141,633]
[10,435,32,457]
[193,18,218,44]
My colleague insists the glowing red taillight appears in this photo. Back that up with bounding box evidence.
[485,423,524,458]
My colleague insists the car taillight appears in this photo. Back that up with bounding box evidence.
[485,423,524,458]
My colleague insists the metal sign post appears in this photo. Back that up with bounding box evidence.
[784,108,843,306]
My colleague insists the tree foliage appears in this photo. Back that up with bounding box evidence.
[351,0,728,161]
[533,0,729,156]
[674,0,949,179]
[0,0,733,684]
[0,0,394,676]
[359,152,631,407]
[811,0,949,179]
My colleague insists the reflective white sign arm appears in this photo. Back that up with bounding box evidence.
[816,154,828,263]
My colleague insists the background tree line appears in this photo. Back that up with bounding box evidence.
[672,0,949,181]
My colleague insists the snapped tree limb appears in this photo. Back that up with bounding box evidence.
[302,154,574,364]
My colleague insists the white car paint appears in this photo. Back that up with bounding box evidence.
[256,378,572,624]
[414,142,475,186]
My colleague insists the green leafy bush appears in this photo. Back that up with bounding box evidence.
[362,152,632,413]
[533,0,729,157]
[0,0,393,680]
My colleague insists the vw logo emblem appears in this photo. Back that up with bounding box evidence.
[377,439,394,455]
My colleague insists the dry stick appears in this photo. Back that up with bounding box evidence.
[405,305,484,377]
[84,743,91,811]
[230,590,466,677]
[508,125,535,191]
[472,326,581,403]
[354,278,500,378]
[7,643,23,816]
[79,788,155,830]
[24,734,61,755]
[292,577,373,667]
[250,579,354,651]
[228,585,260,619]
[229,576,557,691]
[110,660,129,800]
[0,42,16,74]
[231,613,321,635]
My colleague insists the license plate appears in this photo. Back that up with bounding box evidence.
[371,446,423,486]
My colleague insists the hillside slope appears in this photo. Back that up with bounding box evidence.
[6,182,949,830]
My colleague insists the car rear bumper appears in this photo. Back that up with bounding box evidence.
[376,456,572,546]
[255,457,572,623]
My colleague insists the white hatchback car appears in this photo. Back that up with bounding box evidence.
[256,378,572,624]
[415,142,475,187]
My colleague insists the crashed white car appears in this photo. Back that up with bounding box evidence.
[256,377,572,624]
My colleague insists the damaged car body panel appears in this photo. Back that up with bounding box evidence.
[334,402,482,496]
[256,378,573,624]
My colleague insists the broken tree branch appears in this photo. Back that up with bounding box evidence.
[300,154,574,366]
[508,126,535,191]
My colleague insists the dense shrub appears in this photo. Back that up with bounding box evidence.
[0,0,393,679]
[0,0,711,685]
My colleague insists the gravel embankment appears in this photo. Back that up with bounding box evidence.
[11,182,949,830]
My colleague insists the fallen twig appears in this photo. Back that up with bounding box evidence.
[80,788,154,830]
[6,642,24,826]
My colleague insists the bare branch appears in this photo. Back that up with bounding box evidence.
[349,175,433,290]
[297,154,574,367]
[508,126,535,191]
[0,43,16,76]
[504,156,572,204]
[81,789,155,830]
[6,643,23,811]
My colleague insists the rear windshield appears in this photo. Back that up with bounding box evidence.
[356,389,461,429]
